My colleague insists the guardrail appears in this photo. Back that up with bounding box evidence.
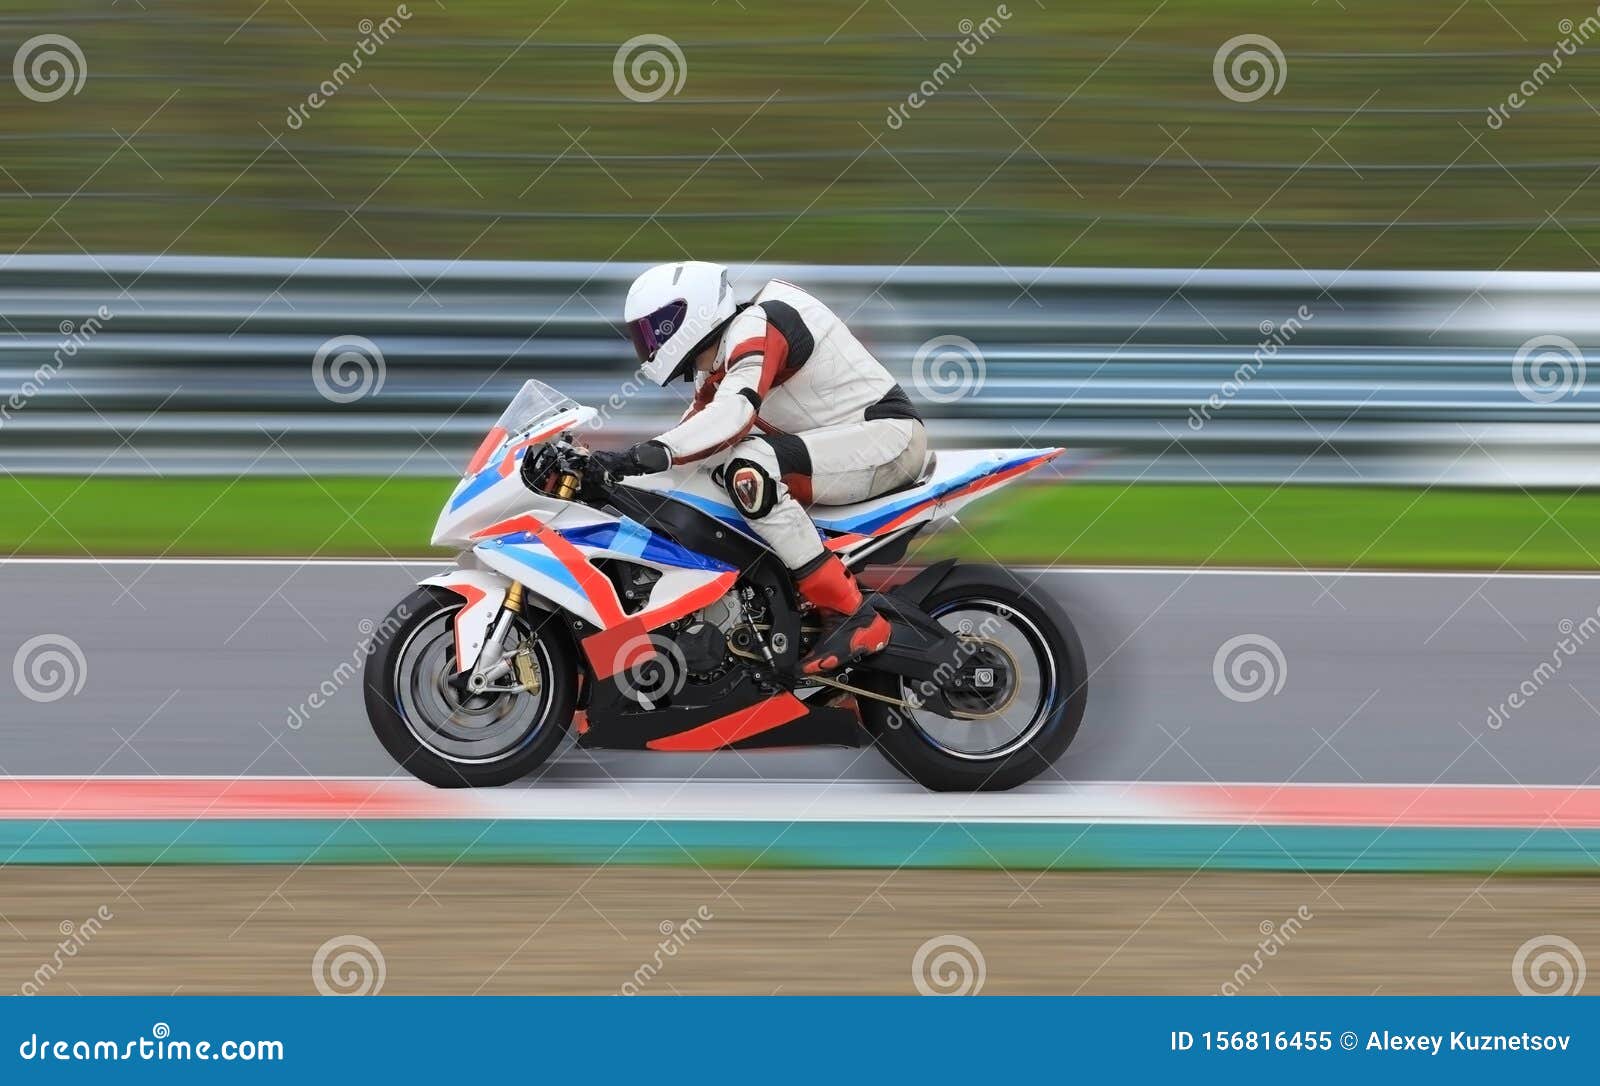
[2,256,1597,485]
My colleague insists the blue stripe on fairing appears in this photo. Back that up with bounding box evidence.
[488,543,583,595]
[556,518,736,574]
[660,490,822,545]
[449,449,521,511]
[611,518,652,558]
[449,470,496,511]
[659,492,739,527]
[662,490,763,534]
[811,451,1044,534]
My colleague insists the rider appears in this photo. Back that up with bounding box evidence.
[593,260,927,676]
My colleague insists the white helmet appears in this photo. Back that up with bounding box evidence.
[623,261,737,385]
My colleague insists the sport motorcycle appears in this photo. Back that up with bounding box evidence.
[363,379,1087,791]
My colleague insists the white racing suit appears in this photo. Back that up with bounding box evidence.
[651,280,928,575]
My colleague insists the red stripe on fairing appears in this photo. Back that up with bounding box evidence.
[434,580,488,668]
[645,693,808,752]
[472,515,737,677]
[472,514,627,627]
[467,515,736,674]
[637,571,737,629]
[466,426,508,475]
[580,571,738,678]
[582,621,653,679]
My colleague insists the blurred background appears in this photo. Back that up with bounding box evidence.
[3,0,1600,568]
[6,0,1600,266]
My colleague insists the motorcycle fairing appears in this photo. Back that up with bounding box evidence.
[417,567,512,675]
[432,406,596,547]
[449,406,593,512]
[643,692,806,751]
[814,447,1061,534]
[467,510,738,680]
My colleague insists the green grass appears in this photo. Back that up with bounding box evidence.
[932,483,1600,570]
[5,0,1599,268]
[5,475,1599,570]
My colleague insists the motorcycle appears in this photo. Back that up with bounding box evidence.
[363,379,1087,791]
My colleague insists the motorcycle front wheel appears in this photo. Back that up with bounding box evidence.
[362,585,576,788]
[860,564,1088,792]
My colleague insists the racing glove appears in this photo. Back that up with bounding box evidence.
[588,440,670,484]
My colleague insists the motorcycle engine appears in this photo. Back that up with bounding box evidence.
[674,622,727,674]
[598,565,770,688]
[673,587,769,684]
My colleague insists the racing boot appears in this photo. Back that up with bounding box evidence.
[795,554,892,675]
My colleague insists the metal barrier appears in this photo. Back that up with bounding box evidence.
[2,255,1598,485]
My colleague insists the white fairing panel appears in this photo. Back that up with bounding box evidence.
[417,568,510,674]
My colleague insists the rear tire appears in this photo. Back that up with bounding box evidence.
[860,564,1087,791]
[362,586,577,788]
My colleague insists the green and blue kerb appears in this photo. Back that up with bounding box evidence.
[5,778,1598,872]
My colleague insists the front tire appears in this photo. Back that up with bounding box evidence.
[362,585,577,788]
[860,564,1088,791]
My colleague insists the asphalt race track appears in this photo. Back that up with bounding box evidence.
[3,559,1598,788]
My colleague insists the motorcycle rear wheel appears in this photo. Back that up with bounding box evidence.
[362,586,576,788]
[860,564,1088,792]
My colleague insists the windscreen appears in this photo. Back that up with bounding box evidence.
[492,379,582,436]
[463,380,585,477]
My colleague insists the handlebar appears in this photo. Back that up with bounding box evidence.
[518,437,616,505]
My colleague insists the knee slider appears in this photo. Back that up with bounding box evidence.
[724,457,777,519]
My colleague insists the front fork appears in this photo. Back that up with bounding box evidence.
[461,581,526,694]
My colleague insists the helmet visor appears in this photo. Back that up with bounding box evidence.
[626,299,688,363]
